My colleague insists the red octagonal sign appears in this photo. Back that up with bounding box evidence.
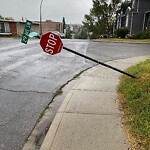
[40,32,63,55]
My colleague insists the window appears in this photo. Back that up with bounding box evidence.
[0,22,10,33]
[145,12,150,29]
[0,23,5,33]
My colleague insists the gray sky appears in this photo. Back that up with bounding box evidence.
[0,0,93,24]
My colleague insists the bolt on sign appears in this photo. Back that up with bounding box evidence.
[21,20,32,44]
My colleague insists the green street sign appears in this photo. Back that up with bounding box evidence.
[21,20,32,44]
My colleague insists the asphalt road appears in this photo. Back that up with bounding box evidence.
[87,40,150,62]
[0,38,149,150]
[0,38,91,150]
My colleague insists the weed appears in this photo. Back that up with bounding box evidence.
[54,89,63,97]
[39,111,45,120]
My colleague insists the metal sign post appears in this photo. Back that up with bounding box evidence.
[63,46,137,79]
[40,32,137,79]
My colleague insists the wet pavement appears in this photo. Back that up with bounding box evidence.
[0,38,149,150]
[0,39,91,150]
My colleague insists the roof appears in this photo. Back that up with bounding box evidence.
[0,20,39,25]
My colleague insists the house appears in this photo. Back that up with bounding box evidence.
[0,20,39,36]
[0,19,64,37]
[41,20,63,34]
[65,24,82,39]
[116,0,150,34]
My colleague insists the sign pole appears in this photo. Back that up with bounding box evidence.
[63,46,137,79]
[39,31,137,79]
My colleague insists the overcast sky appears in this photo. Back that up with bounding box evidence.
[0,0,93,24]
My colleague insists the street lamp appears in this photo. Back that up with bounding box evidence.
[40,0,44,36]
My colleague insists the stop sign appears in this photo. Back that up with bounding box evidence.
[40,32,63,55]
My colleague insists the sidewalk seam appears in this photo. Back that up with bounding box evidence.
[71,89,117,93]
[58,112,120,116]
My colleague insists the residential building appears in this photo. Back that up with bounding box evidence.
[0,20,39,36]
[42,20,63,34]
[66,24,82,38]
[0,19,64,37]
[116,0,150,34]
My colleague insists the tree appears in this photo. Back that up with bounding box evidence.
[62,17,66,33]
[65,25,72,39]
[83,0,122,39]
[0,15,14,20]
[75,26,88,39]
[117,0,131,14]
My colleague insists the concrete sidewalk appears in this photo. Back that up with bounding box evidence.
[40,56,149,150]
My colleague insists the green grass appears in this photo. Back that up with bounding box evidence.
[39,111,45,120]
[97,38,150,43]
[54,89,63,97]
[118,59,150,150]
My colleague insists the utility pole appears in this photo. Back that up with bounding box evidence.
[40,0,44,36]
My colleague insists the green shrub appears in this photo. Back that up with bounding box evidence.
[115,28,129,38]
[130,30,150,39]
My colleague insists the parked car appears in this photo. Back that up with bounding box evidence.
[28,32,40,39]
[59,32,65,38]
[52,31,65,38]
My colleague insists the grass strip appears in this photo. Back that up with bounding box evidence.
[97,38,150,43]
[118,59,150,150]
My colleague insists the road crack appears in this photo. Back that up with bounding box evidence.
[0,87,49,94]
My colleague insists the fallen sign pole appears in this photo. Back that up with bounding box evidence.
[63,46,137,79]
[39,31,137,79]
